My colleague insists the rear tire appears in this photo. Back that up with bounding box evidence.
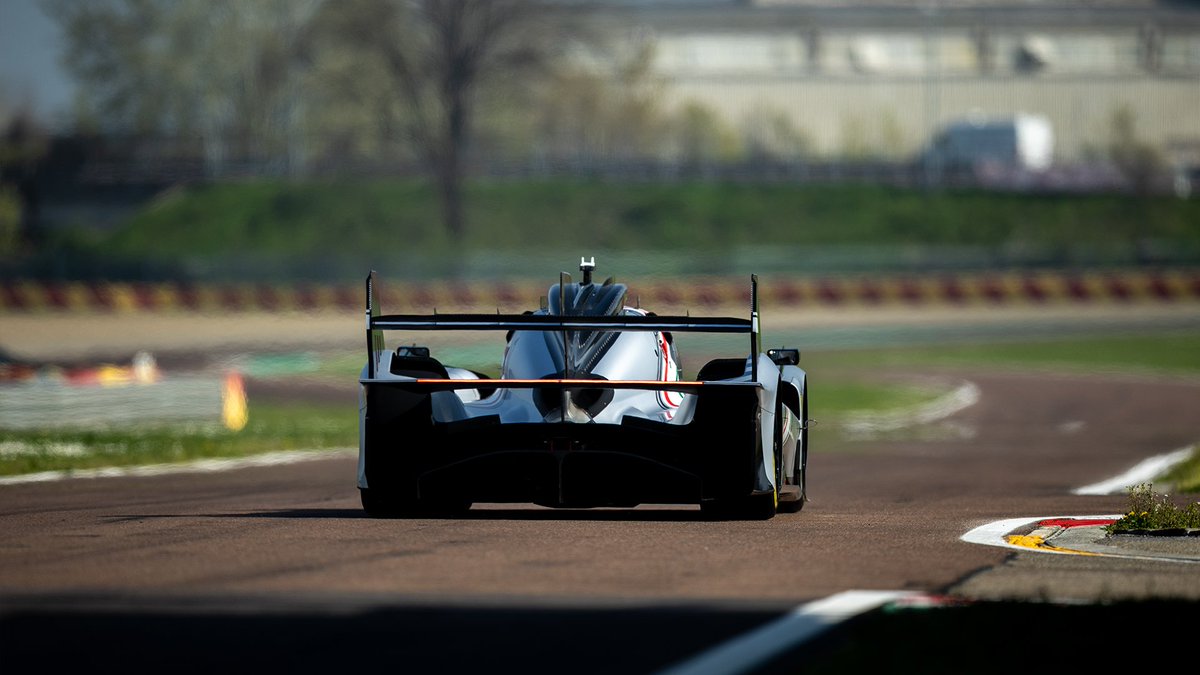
[795,385,809,510]
[775,387,807,514]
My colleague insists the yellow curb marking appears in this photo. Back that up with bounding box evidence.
[1006,534,1046,548]
[1005,533,1105,557]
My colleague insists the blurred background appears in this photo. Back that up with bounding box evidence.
[0,0,1198,495]
[1,0,1198,284]
[3,7,1200,661]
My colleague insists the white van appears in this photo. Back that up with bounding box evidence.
[919,113,1054,173]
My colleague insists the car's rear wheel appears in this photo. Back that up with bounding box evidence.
[775,384,807,514]
[796,385,809,507]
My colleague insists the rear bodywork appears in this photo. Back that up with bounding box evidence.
[357,262,808,519]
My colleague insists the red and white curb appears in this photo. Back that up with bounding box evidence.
[961,516,1120,555]
[5,269,1199,313]
[963,515,1200,564]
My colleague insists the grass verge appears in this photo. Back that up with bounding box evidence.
[34,179,1200,280]
[0,402,356,477]
[806,330,1200,376]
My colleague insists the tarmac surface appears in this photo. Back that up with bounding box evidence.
[2,300,1198,673]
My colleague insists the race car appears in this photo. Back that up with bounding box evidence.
[357,258,808,519]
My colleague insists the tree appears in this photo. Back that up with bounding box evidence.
[743,107,813,162]
[0,111,48,255]
[316,0,560,242]
[674,101,740,174]
[42,0,319,174]
[531,36,669,166]
[1108,105,1165,196]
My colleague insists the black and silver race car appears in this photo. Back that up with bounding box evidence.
[357,258,808,519]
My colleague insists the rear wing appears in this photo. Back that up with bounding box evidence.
[364,271,761,381]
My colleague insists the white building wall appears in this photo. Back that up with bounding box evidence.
[598,4,1200,164]
[665,76,1200,160]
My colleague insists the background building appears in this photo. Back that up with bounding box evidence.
[2,0,1198,191]
[586,0,1200,170]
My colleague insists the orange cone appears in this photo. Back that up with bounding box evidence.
[222,371,248,431]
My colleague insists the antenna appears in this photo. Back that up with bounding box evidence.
[580,256,596,285]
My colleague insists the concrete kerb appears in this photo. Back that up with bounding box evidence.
[963,516,1200,564]
[1046,522,1200,563]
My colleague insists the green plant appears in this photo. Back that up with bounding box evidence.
[1105,483,1200,533]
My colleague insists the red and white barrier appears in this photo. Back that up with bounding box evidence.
[2,270,1198,314]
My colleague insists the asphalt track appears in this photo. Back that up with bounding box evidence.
[1,305,1199,673]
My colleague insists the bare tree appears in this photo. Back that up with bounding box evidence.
[533,37,669,165]
[0,111,49,254]
[1109,106,1166,196]
[42,0,319,175]
[318,0,559,242]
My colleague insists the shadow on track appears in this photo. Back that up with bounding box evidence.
[105,507,711,522]
[6,593,1193,674]
[0,596,783,675]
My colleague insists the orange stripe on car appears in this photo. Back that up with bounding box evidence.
[414,379,705,386]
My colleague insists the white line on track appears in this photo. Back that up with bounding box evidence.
[0,447,356,486]
[1071,445,1195,495]
[655,590,916,675]
[842,379,979,436]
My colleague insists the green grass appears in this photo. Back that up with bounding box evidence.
[806,331,1200,375]
[809,378,949,422]
[0,403,356,477]
[1163,449,1200,494]
[41,179,1200,279]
